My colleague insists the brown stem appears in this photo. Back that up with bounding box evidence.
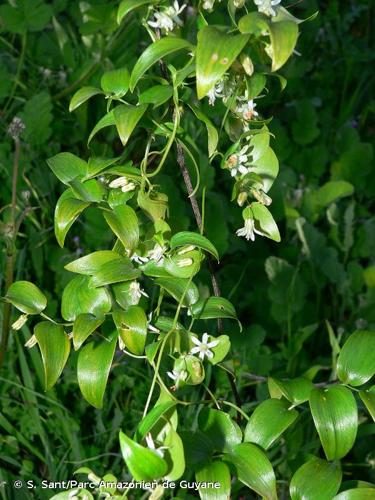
[0,137,21,368]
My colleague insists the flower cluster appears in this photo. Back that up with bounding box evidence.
[148,1,186,32]
[254,0,281,17]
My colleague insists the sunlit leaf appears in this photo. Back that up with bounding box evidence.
[46,152,87,184]
[5,281,47,315]
[170,231,219,261]
[198,408,242,453]
[113,306,147,355]
[65,251,122,275]
[54,190,90,247]
[337,330,375,386]
[103,205,139,254]
[155,277,200,307]
[72,314,105,350]
[196,461,231,500]
[290,457,342,500]
[101,67,130,97]
[113,104,147,146]
[69,86,102,112]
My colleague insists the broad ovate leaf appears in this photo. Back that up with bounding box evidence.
[191,297,237,321]
[5,281,47,314]
[103,205,139,254]
[334,489,375,500]
[46,152,87,184]
[54,190,90,247]
[113,306,147,355]
[290,457,342,500]
[268,20,299,71]
[337,330,375,387]
[89,257,140,288]
[34,322,70,391]
[309,386,358,460]
[101,67,130,97]
[251,202,281,242]
[77,335,117,408]
[196,26,249,99]
[244,399,298,449]
[135,401,177,441]
[69,86,102,112]
[113,104,147,146]
[72,314,105,350]
[65,251,122,275]
[359,386,375,422]
[163,427,185,481]
[198,408,242,453]
[88,110,116,145]
[117,0,158,24]
[170,231,219,261]
[224,443,277,500]
[268,377,313,405]
[155,277,199,307]
[119,431,168,481]
[196,461,231,500]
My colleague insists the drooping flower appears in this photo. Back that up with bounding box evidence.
[129,281,149,304]
[25,335,38,348]
[236,99,259,121]
[236,217,264,242]
[202,0,215,10]
[226,144,251,177]
[190,333,219,360]
[108,176,136,192]
[207,80,225,106]
[148,1,186,32]
[145,433,167,457]
[12,314,28,331]
[254,0,281,17]
[167,369,188,388]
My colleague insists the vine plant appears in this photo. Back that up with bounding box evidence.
[3,1,375,499]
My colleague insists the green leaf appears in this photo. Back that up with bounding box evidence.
[77,335,117,408]
[72,314,105,350]
[0,0,52,34]
[65,251,122,275]
[315,181,354,209]
[47,152,87,185]
[89,257,140,287]
[188,105,218,158]
[334,489,375,500]
[196,461,231,500]
[113,306,147,355]
[85,156,121,179]
[34,322,70,391]
[5,281,47,314]
[290,457,342,500]
[244,399,298,449]
[130,37,193,91]
[101,67,130,97]
[119,431,168,480]
[88,110,116,145]
[309,386,358,460]
[359,386,375,421]
[117,0,157,24]
[337,331,375,387]
[224,443,277,500]
[196,26,249,99]
[61,276,112,322]
[69,86,102,112]
[191,297,237,321]
[198,408,242,453]
[251,202,281,242]
[139,85,174,107]
[268,20,299,71]
[163,427,185,481]
[268,377,313,405]
[103,205,139,254]
[113,104,148,146]
[170,231,219,261]
[69,178,105,203]
[209,335,230,365]
[54,190,90,247]
[250,138,279,193]
[135,402,177,441]
[155,277,199,307]
[238,12,269,36]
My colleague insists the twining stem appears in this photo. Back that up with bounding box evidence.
[0,137,21,368]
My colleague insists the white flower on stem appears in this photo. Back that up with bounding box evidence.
[129,281,149,304]
[147,313,160,334]
[236,99,259,121]
[176,258,193,268]
[190,333,219,360]
[202,0,215,10]
[167,369,188,388]
[207,80,225,106]
[148,1,186,32]
[236,218,264,242]
[131,253,150,265]
[11,314,28,331]
[145,433,167,457]
[254,0,281,17]
[148,243,166,263]
[227,144,251,177]
[25,335,38,348]
[108,176,136,193]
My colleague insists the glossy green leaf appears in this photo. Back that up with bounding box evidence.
[309,386,358,460]
[34,322,70,391]
[244,399,298,449]
[135,401,177,441]
[188,105,218,157]
[251,140,279,193]
[337,330,375,386]
[268,377,313,405]
[155,277,199,307]
[69,178,105,203]
[170,231,219,261]
[163,427,185,481]
[88,110,116,145]
[65,251,122,275]
[101,67,130,96]
[61,275,112,322]
[137,190,169,221]
[113,306,147,355]
[5,281,47,314]
[196,461,231,500]
[268,21,299,71]
[117,0,157,24]
[209,335,230,365]
[77,335,117,408]
[334,489,375,500]
[251,202,281,242]
[139,85,173,107]
[103,205,139,254]
[69,86,102,112]
[113,104,147,146]
[72,314,105,350]
[130,37,193,91]
[196,26,249,99]
[290,457,342,500]
[198,408,242,453]
[85,156,121,179]
[238,12,269,36]
[89,257,140,287]
[54,190,90,247]
[119,431,168,480]
[359,386,375,422]
[224,443,277,500]
[164,250,203,279]
[47,152,87,184]
[191,297,237,321]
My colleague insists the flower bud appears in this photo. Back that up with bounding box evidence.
[237,191,248,206]
[12,314,28,331]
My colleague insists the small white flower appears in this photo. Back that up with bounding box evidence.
[254,0,281,17]
[25,335,38,348]
[236,100,259,121]
[148,243,166,263]
[145,433,167,457]
[148,1,186,32]
[167,369,188,388]
[11,314,28,331]
[227,144,251,177]
[108,176,136,193]
[129,281,149,304]
[176,257,193,268]
[131,253,150,265]
[207,80,225,106]
[202,0,215,10]
[236,218,264,242]
[190,333,219,360]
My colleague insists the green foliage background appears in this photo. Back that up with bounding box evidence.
[0,0,374,498]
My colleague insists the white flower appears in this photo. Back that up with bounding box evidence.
[148,243,166,263]
[129,281,148,304]
[236,218,264,242]
[236,99,259,121]
[25,335,38,348]
[176,257,193,268]
[148,1,186,32]
[11,314,28,331]
[254,0,281,17]
[108,176,136,193]
[226,144,251,177]
[190,333,219,360]
[167,369,188,388]
[145,433,167,457]
[131,253,150,265]
[202,0,215,9]
[207,80,224,106]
